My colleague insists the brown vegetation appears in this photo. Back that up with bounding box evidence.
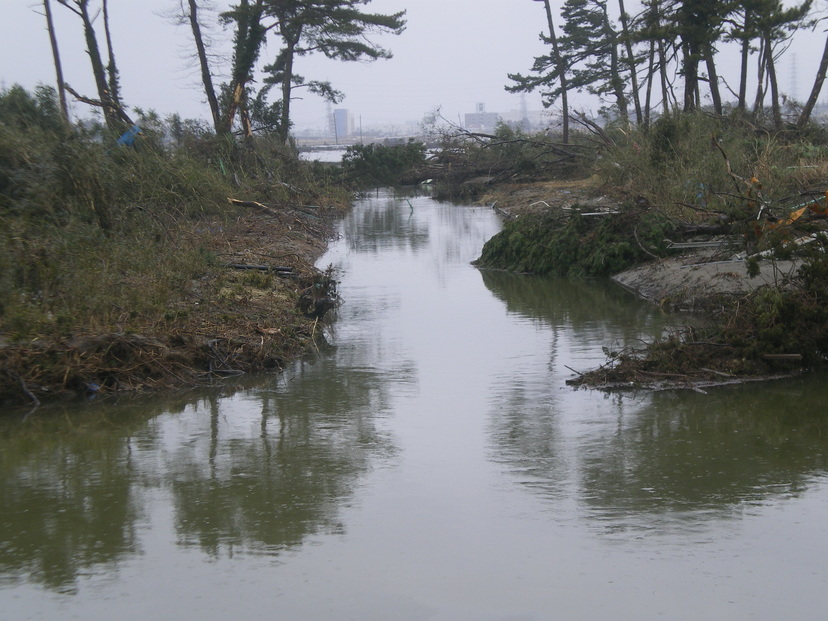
[0,85,351,407]
[1,202,343,406]
[468,115,828,392]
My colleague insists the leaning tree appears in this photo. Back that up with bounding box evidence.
[56,0,132,128]
[179,0,404,141]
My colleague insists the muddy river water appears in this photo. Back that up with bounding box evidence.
[2,191,828,620]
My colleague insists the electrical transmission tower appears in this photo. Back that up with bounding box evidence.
[325,102,335,140]
[790,54,798,101]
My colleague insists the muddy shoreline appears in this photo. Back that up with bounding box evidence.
[479,179,813,391]
[480,178,798,311]
[2,178,812,405]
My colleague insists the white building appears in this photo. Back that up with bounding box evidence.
[464,103,500,132]
[333,109,353,140]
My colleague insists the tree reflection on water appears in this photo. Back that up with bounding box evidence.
[481,269,828,535]
[0,351,402,590]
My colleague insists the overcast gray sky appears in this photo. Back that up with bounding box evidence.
[2,1,825,131]
[2,0,556,130]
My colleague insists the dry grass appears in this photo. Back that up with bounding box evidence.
[0,86,351,405]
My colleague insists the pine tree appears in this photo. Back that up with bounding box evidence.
[506,0,570,143]
[559,0,629,121]
[260,0,405,143]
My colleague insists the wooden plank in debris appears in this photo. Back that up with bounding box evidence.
[227,198,282,218]
[680,259,743,269]
[228,198,273,210]
[224,264,294,273]
[666,240,726,249]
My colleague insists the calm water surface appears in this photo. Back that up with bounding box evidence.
[2,191,828,620]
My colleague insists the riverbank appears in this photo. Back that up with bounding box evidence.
[481,178,796,309]
[0,201,344,407]
[478,178,825,390]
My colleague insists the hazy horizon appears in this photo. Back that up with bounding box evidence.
[3,1,826,134]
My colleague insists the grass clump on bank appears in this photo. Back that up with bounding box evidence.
[474,205,675,277]
[595,111,828,229]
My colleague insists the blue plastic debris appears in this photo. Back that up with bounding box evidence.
[117,125,142,146]
[84,382,100,400]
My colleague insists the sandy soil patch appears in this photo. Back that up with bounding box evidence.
[612,250,799,312]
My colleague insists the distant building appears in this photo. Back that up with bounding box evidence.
[499,108,546,131]
[333,109,353,140]
[464,103,500,132]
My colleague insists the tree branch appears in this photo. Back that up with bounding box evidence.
[64,82,134,125]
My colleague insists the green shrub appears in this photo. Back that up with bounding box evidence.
[342,140,427,187]
[475,205,674,277]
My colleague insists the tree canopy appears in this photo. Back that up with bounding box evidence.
[192,0,406,140]
[48,0,405,141]
[508,0,822,130]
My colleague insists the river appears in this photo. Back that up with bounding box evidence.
[2,190,828,620]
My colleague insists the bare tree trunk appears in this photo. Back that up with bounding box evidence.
[102,0,121,108]
[610,40,629,123]
[738,11,752,111]
[540,0,569,143]
[704,42,722,114]
[694,75,701,110]
[187,0,221,132]
[644,40,655,127]
[658,38,670,115]
[80,2,115,126]
[600,3,628,124]
[43,0,69,122]
[797,33,828,128]
[617,0,642,125]
[240,103,253,139]
[752,38,767,117]
[224,83,245,135]
[682,41,700,111]
[765,37,783,129]
[278,39,298,144]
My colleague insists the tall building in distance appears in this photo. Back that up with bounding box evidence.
[464,103,500,131]
[333,109,353,141]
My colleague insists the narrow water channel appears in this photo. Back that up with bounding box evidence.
[2,191,828,620]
